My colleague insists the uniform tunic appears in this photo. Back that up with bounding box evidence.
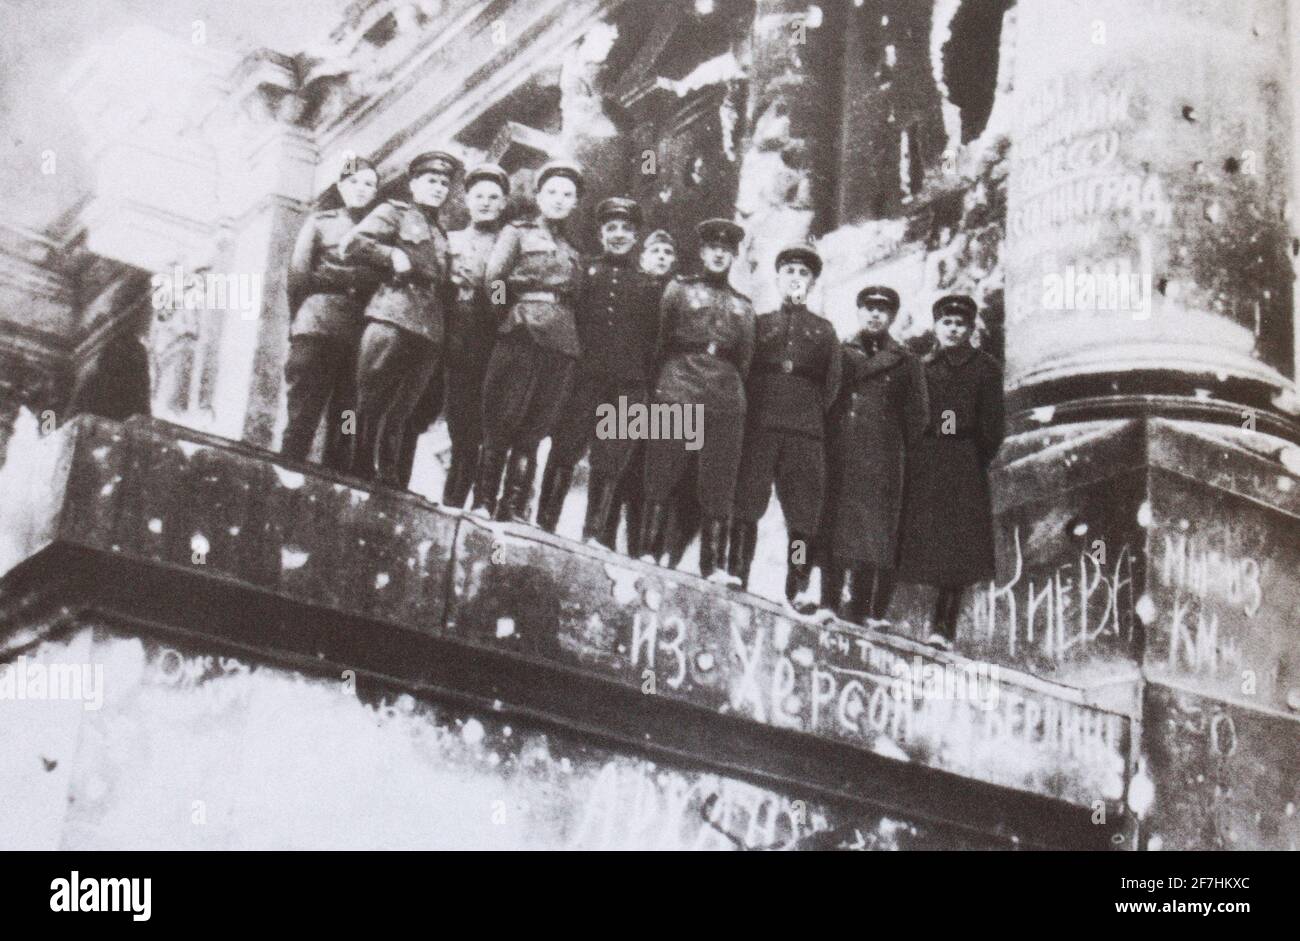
[823,332,928,566]
[486,218,582,356]
[643,273,756,517]
[341,199,452,481]
[549,252,664,477]
[480,217,583,452]
[281,205,376,469]
[733,302,841,530]
[443,224,502,461]
[343,199,452,345]
[896,345,1006,586]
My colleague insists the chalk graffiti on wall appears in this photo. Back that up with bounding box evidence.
[457,527,1131,804]
[1154,527,1267,685]
[972,526,1138,662]
[616,584,1127,802]
[568,759,827,851]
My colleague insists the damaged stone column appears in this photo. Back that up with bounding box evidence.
[1004,0,1298,426]
[964,0,1300,850]
[211,51,321,449]
[62,33,319,449]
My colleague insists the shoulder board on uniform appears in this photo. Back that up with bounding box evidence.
[676,273,702,284]
[314,207,345,218]
[385,198,412,209]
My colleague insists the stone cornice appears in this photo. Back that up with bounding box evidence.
[314,0,626,189]
[0,224,73,306]
[0,415,1137,849]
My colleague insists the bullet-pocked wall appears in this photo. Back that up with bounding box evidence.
[1005,0,1296,407]
[4,627,1001,851]
[0,416,1133,851]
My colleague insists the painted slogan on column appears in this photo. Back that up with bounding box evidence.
[1007,78,1171,328]
[1005,0,1296,387]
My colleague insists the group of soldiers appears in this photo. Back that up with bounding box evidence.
[282,150,1005,649]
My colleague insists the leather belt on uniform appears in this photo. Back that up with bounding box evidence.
[755,359,821,382]
[669,340,734,363]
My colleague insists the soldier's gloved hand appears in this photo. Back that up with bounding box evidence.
[390,249,412,275]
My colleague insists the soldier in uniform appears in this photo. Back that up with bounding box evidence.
[599,229,681,555]
[639,229,678,278]
[640,218,755,582]
[394,165,511,496]
[728,244,841,611]
[896,294,1006,650]
[280,155,379,470]
[394,362,443,491]
[341,150,459,486]
[819,286,928,625]
[536,197,663,543]
[439,163,510,506]
[474,160,584,522]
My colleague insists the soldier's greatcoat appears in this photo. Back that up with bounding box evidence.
[823,332,928,565]
[896,345,1006,586]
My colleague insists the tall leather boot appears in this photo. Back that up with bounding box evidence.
[726,520,758,590]
[666,490,700,569]
[868,567,897,623]
[395,418,422,490]
[928,586,964,650]
[785,530,818,612]
[638,502,668,564]
[610,497,633,556]
[351,414,380,483]
[443,447,477,508]
[471,448,507,518]
[582,474,617,545]
[535,460,574,533]
[699,517,729,583]
[603,478,631,552]
[843,564,866,623]
[496,450,536,523]
[820,558,848,618]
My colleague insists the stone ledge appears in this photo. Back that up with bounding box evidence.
[934,414,1300,711]
[1141,680,1300,851]
[0,416,1133,846]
